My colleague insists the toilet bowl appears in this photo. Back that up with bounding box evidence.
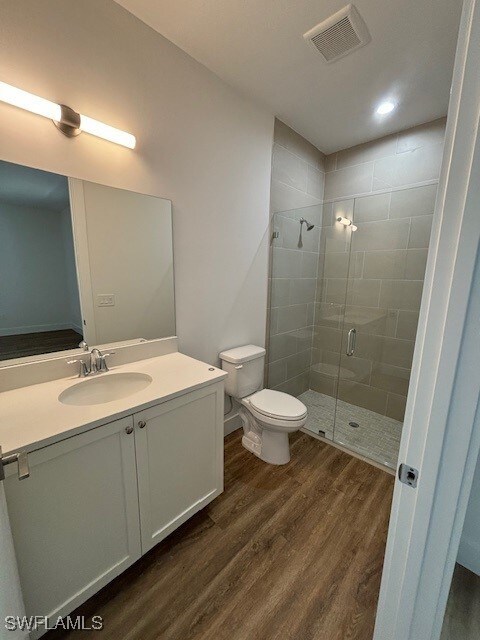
[219,345,308,465]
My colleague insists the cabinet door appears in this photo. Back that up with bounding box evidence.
[135,383,224,553]
[4,416,141,631]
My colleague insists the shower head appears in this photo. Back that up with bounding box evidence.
[300,217,315,231]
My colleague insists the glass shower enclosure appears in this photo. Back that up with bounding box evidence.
[267,185,435,469]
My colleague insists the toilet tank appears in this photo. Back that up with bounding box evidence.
[219,345,266,398]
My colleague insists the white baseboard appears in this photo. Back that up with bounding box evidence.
[224,412,242,437]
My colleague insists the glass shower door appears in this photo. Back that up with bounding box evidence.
[267,186,432,471]
[332,187,431,469]
[305,199,354,441]
[267,204,339,437]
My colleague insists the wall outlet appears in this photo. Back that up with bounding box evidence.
[97,294,115,307]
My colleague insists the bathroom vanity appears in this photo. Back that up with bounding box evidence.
[0,158,228,636]
[1,341,226,632]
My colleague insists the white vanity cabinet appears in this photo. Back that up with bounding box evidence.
[135,384,224,552]
[3,380,224,633]
[4,415,141,626]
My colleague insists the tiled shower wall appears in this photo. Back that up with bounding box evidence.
[267,119,325,395]
[313,118,446,421]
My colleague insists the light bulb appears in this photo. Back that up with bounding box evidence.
[0,81,61,121]
[79,115,136,149]
[376,101,396,115]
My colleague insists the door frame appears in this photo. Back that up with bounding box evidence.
[374,0,480,637]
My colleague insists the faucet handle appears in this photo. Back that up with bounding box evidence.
[78,341,89,351]
[97,352,116,373]
[67,359,90,378]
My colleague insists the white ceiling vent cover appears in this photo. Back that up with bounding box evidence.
[303,4,371,63]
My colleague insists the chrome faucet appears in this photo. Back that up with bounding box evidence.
[67,348,115,377]
[90,348,105,373]
[90,348,114,373]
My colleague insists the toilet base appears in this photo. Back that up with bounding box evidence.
[242,429,290,465]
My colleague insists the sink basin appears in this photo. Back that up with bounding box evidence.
[59,372,153,406]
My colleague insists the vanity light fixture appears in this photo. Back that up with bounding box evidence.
[336,216,357,231]
[0,81,136,149]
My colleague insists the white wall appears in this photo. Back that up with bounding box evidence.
[0,0,274,365]
[0,201,80,335]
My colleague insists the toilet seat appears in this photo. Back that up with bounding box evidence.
[248,389,307,421]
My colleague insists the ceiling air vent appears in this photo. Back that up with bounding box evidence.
[303,4,371,63]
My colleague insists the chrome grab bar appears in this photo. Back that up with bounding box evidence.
[346,328,357,357]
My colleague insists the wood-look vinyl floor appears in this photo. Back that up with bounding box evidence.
[0,329,83,360]
[441,564,480,639]
[46,430,394,640]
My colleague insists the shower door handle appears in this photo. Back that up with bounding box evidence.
[346,328,356,356]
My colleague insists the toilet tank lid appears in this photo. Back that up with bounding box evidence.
[219,344,266,364]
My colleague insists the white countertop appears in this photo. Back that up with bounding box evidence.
[0,352,227,456]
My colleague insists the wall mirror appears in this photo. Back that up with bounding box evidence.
[0,160,174,364]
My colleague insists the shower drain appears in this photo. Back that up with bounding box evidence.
[349,421,360,428]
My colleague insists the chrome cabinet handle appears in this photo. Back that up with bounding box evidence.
[0,446,30,481]
[346,328,357,356]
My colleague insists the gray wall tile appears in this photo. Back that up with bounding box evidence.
[338,380,388,414]
[277,304,308,333]
[268,359,287,387]
[336,134,397,170]
[373,143,443,191]
[396,118,446,154]
[354,192,390,223]
[408,215,433,249]
[389,184,437,219]
[396,310,420,340]
[370,362,410,396]
[271,278,291,307]
[379,280,423,311]
[286,350,311,378]
[268,122,326,392]
[274,119,326,171]
[347,278,381,307]
[324,162,374,201]
[386,393,407,421]
[352,218,410,252]
[272,143,307,192]
[363,250,407,279]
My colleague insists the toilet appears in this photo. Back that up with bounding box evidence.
[220,345,307,464]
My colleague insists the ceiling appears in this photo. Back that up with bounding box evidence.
[0,161,69,211]
[114,0,463,153]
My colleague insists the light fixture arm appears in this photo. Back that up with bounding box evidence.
[53,104,82,138]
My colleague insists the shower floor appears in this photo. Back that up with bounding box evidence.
[298,389,403,470]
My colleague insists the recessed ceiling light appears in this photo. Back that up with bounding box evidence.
[376,101,396,115]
